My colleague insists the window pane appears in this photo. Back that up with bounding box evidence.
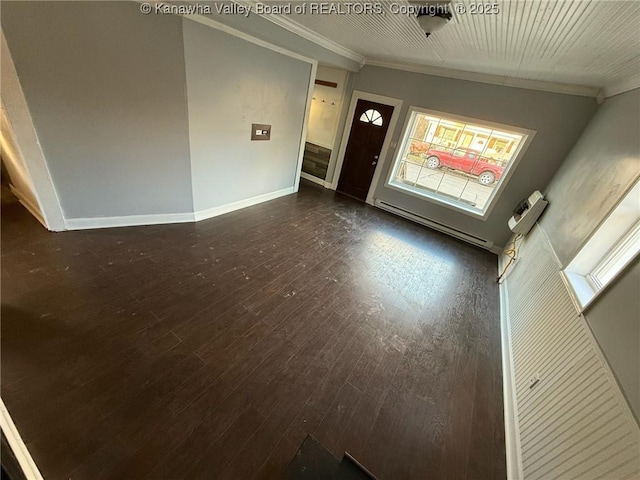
[360,109,384,126]
[390,110,527,215]
[564,180,640,310]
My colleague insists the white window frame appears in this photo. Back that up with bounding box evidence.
[562,179,640,312]
[385,106,535,220]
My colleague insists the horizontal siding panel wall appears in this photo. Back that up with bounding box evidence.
[504,225,640,480]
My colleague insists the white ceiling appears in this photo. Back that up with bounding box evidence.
[257,0,640,94]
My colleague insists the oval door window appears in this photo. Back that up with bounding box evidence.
[359,109,384,126]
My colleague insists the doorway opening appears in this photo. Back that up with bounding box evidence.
[331,91,403,204]
[336,99,394,201]
[300,67,349,186]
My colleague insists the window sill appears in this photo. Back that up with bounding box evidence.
[560,270,597,314]
[562,180,640,315]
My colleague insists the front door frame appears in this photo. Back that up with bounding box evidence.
[331,90,403,205]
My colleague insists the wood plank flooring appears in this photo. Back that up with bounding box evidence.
[1,180,506,479]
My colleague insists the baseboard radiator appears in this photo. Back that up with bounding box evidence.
[374,200,495,251]
[503,225,639,479]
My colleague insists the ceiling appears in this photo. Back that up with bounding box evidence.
[255,0,640,94]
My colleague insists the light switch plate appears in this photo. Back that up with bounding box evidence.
[251,124,271,141]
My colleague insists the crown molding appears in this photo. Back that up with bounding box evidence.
[227,8,636,100]
[131,1,317,66]
[184,12,316,65]
[237,0,365,67]
[602,76,640,99]
[140,0,631,99]
[364,58,602,98]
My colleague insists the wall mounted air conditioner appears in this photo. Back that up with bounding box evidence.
[508,191,548,235]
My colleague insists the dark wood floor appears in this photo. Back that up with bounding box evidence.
[1,180,505,480]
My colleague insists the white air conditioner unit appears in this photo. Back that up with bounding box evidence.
[508,191,548,235]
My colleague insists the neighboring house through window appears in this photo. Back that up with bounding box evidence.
[387,107,534,218]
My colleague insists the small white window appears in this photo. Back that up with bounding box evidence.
[563,179,640,311]
[387,107,532,218]
[360,109,383,126]
[590,221,640,289]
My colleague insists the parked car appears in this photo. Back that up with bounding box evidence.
[424,147,504,185]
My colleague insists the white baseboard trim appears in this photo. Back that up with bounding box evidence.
[300,171,327,187]
[0,399,44,480]
[65,212,195,230]
[194,187,295,221]
[63,187,296,230]
[498,255,524,480]
[9,184,47,229]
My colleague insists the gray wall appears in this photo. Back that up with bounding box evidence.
[1,1,193,218]
[536,88,640,420]
[182,19,311,211]
[351,66,599,247]
[586,259,640,421]
[541,88,640,265]
[204,9,360,71]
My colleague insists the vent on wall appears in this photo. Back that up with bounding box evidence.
[503,225,640,479]
[374,200,496,251]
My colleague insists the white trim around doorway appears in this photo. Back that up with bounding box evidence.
[330,91,403,205]
[294,62,318,192]
[300,171,328,187]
